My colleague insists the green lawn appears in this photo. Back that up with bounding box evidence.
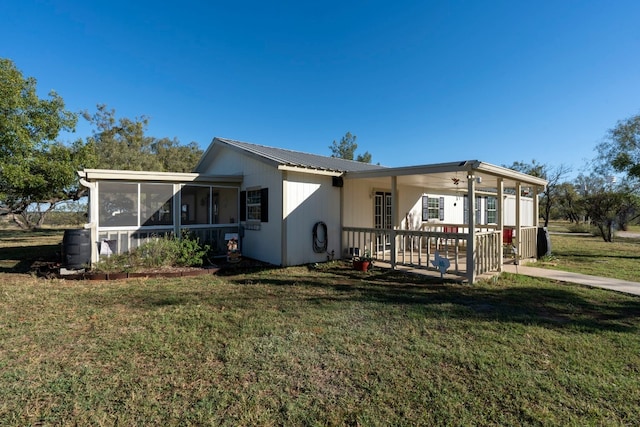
[542,228,640,282]
[1,228,639,425]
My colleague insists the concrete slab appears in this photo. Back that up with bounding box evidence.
[502,264,640,297]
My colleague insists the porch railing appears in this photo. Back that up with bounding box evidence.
[503,226,538,260]
[342,226,470,280]
[343,225,539,282]
[474,231,502,276]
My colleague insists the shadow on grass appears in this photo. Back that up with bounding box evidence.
[0,229,64,273]
[0,244,61,273]
[214,264,640,334]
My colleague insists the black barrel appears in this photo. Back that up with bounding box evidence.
[537,227,552,258]
[62,229,91,269]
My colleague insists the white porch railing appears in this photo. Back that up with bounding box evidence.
[343,225,539,282]
[474,231,501,276]
[342,226,470,280]
[503,225,538,260]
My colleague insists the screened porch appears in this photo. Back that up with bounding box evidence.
[78,169,243,264]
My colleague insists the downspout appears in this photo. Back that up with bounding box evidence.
[466,173,476,283]
[78,174,98,265]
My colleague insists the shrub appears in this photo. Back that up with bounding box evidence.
[92,232,210,272]
[567,223,593,234]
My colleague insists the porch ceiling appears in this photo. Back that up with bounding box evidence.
[343,160,548,193]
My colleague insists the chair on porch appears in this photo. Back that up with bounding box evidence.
[502,228,517,261]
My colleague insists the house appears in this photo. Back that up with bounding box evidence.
[78,137,548,283]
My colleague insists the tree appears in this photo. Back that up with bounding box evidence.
[329,132,372,163]
[596,113,640,179]
[572,171,640,240]
[153,138,203,173]
[1,140,97,229]
[0,58,94,229]
[504,160,571,227]
[83,105,202,172]
[555,182,584,223]
[0,58,76,160]
[581,191,639,242]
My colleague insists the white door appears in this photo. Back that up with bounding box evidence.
[374,192,392,253]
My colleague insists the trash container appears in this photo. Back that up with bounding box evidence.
[62,229,91,269]
[537,227,552,258]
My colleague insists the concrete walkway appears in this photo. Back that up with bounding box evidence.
[502,264,640,297]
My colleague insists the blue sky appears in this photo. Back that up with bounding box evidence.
[2,0,639,175]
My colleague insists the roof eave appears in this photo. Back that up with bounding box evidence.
[278,165,343,176]
[344,160,481,180]
[78,168,243,184]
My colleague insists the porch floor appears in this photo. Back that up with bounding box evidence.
[370,247,517,283]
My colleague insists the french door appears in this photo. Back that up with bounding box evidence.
[374,191,392,253]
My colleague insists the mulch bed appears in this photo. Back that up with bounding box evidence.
[36,263,220,281]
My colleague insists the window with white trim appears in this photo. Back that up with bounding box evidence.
[422,195,444,221]
[240,188,269,223]
[247,189,262,221]
[486,196,497,224]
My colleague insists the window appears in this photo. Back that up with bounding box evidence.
[180,185,210,225]
[140,184,173,226]
[247,189,262,221]
[463,196,496,224]
[240,188,269,223]
[464,195,482,224]
[98,182,138,227]
[422,196,444,221]
[486,196,497,224]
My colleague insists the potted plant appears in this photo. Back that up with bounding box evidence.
[352,250,373,271]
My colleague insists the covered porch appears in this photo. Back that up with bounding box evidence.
[340,161,548,283]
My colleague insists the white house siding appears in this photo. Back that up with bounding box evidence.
[503,195,535,226]
[283,172,341,265]
[342,179,375,227]
[200,146,284,265]
[399,187,425,230]
[401,192,466,229]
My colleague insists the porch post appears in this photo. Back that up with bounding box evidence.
[281,171,288,266]
[497,178,504,272]
[173,184,181,238]
[533,185,540,228]
[339,175,344,261]
[515,182,522,264]
[466,173,476,283]
[391,175,397,269]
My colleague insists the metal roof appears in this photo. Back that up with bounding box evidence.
[214,137,387,173]
[197,137,547,191]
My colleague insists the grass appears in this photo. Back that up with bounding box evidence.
[0,228,62,273]
[1,229,639,425]
[540,225,640,282]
